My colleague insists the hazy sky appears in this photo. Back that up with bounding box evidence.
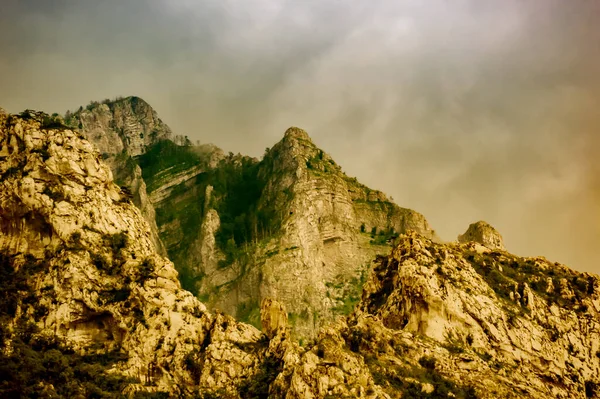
[1,0,599,272]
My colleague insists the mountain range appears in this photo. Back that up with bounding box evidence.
[0,98,598,398]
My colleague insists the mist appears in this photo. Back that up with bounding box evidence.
[1,0,599,272]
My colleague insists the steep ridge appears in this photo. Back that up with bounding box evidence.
[271,232,600,398]
[65,97,175,255]
[61,97,437,339]
[65,96,173,157]
[0,110,272,397]
[137,125,436,339]
[223,127,436,338]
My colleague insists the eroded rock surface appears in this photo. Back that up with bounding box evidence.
[458,220,505,250]
[0,110,269,396]
[3,108,599,399]
[180,126,437,338]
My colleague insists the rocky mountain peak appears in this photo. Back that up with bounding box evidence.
[65,96,172,157]
[283,126,312,142]
[0,109,276,396]
[458,220,505,250]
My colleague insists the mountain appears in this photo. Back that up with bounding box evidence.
[74,97,436,339]
[271,230,600,398]
[137,124,436,339]
[0,109,273,396]
[1,108,599,398]
[63,96,178,256]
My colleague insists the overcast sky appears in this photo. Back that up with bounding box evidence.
[1,0,599,272]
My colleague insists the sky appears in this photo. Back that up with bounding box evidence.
[1,0,599,273]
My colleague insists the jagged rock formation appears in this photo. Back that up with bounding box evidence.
[272,233,600,399]
[2,108,600,398]
[137,124,437,338]
[64,97,436,339]
[0,110,271,396]
[67,97,172,256]
[261,298,289,339]
[66,96,172,157]
[458,220,505,250]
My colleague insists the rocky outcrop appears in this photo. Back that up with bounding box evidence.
[67,96,172,157]
[0,110,269,396]
[67,97,173,256]
[261,232,600,398]
[2,108,600,398]
[64,97,438,339]
[198,127,437,338]
[356,232,600,398]
[261,298,289,339]
[458,220,505,250]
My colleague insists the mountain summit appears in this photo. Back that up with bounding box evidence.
[123,113,437,338]
[459,220,505,250]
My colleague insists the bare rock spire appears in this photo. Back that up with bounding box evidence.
[458,220,505,250]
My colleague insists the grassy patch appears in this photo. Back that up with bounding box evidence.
[237,300,261,329]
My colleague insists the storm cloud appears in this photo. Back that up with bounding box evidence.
[1,0,599,272]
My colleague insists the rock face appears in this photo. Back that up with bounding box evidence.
[267,233,600,399]
[2,108,600,398]
[261,298,289,339]
[139,125,437,338]
[0,110,270,396]
[68,97,172,256]
[63,98,437,339]
[458,220,505,250]
[66,96,172,157]
[356,233,600,398]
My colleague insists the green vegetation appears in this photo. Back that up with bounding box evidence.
[238,356,283,398]
[137,257,156,283]
[40,114,67,130]
[112,149,139,187]
[443,331,466,354]
[464,250,594,310]
[139,141,281,294]
[331,268,369,316]
[369,227,398,246]
[305,150,324,170]
[236,300,261,329]
[137,140,204,192]
[42,184,65,202]
[365,352,478,399]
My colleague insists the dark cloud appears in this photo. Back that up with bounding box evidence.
[1,0,599,272]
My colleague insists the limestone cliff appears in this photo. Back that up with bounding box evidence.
[458,220,505,250]
[269,233,600,398]
[0,110,272,397]
[66,96,172,157]
[228,127,436,338]
[2,108,600,398]
[66,97,172,256]
[62,97,436,339]
[139,125,436,339]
